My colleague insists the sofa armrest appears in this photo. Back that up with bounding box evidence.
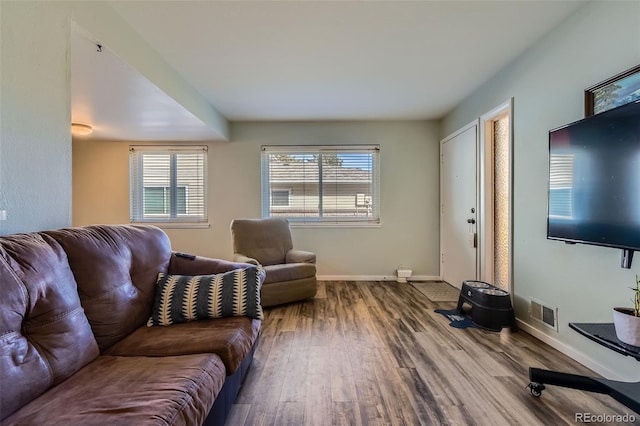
[169,252,254,275]
[232,254,261,266]
[286,249,316,264]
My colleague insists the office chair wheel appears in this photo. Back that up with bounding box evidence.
[527,382,545,397]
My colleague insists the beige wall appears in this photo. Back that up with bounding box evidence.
[73,120,441,278]
[442,0,640,379]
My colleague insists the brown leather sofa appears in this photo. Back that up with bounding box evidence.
[0,225,262,426]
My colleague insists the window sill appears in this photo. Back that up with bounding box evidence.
[130,222,211,229]
[288,221,381,229]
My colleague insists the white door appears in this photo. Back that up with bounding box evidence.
[441,123,478,289]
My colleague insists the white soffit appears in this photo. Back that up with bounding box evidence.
[71,29,220,141]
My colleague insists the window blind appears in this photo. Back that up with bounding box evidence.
[130,146,207,223]
[261,145,380,224]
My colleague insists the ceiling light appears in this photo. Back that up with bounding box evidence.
[71,123,93,136]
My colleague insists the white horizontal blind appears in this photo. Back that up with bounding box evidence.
[261,145,380,224]
[130,146,207,223]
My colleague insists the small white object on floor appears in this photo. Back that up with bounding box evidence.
[396,269,412,283]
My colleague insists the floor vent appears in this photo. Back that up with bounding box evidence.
[530,299,558,332]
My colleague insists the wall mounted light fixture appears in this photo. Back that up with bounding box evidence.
[71,123,93,136]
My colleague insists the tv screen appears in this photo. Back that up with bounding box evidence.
[547,100,640,252]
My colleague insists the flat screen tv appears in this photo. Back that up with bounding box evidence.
[547,100,640,268]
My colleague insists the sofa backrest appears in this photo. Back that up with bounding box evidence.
[0,233,99,420]
[231,218,293,266]
[45,225,172,352]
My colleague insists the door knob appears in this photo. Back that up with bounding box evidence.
[467,218,476,224]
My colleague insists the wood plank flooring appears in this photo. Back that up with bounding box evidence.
[226,281,637,425]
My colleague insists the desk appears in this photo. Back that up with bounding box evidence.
[569,323,640,361]
[528,323,640,414]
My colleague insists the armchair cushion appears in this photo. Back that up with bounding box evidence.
[263,263,316,285]
[147,266,265,326]
[286,249,316,264]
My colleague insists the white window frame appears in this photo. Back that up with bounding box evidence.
[261,145,381,227]
[129,145,208,228]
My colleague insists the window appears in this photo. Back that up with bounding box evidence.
[261,145,380,225]
[130,146,207,224]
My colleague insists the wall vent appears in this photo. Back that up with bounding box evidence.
[529,298,558,332]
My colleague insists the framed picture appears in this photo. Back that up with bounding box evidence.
[584,64,640,116]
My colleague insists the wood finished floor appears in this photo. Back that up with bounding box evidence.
[226,281,636,425]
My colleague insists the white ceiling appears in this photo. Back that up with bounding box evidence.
[72,0,586,140]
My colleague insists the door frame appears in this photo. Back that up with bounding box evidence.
[440,119,480,282]
[478,98,514,293]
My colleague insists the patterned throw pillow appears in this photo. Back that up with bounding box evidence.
[147,266,264,326]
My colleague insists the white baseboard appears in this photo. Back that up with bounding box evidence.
[317,275,441,282]
[317,275,396,281]
[408,275,442,282]
[516,319,624,381]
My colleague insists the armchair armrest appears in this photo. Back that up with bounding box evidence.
[232,253,261,266]
[169,252,254,275]
[286,249,316,264]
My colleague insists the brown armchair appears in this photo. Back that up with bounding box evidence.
[230,218,317,307]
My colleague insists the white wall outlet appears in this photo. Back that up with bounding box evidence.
[0,210,6,221]
[397,269,412,278]
[396,269,412,283]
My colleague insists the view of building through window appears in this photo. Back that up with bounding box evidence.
[261,146,380,224]
[143,186,187,215]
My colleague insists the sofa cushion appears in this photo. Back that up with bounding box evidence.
[168,253,252,276]
[263,262,316,284]
[2,354,226,426]
[147,267,265,326]
[105,317,260,375]
[0,234,99,420]
[44,225,172,352]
